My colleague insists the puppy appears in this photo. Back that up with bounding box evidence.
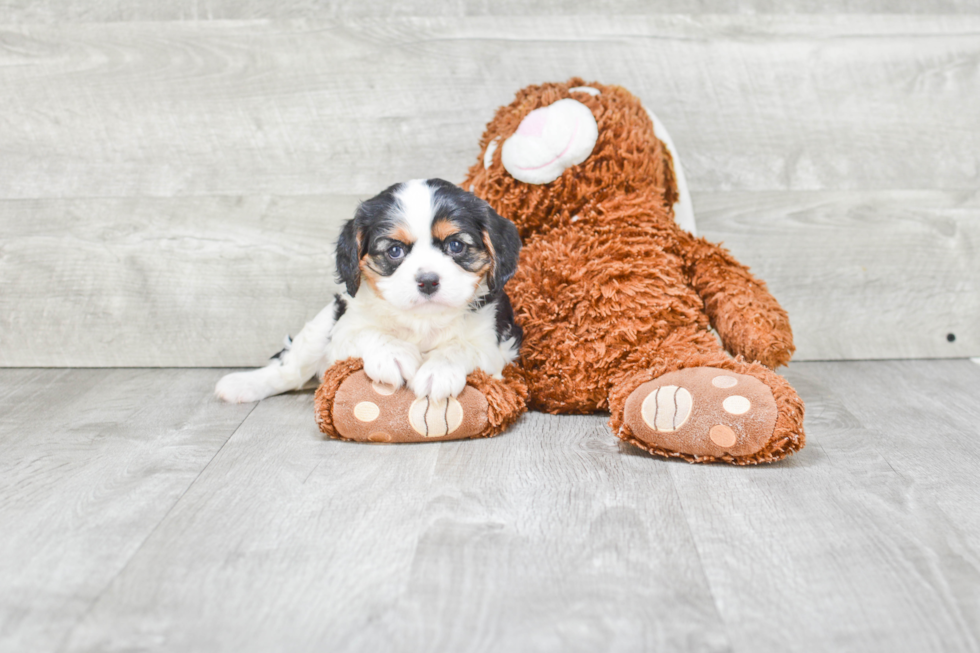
[215,178,523,404]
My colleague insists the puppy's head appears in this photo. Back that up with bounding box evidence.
[335,179,521,312]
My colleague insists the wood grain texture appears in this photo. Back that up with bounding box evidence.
[59,387,447,652]
[696,189,980,361]
[663,359,980,653]
[0,195,355,367]
[1,16,979,199]
[2,0,979,23]
[352,415,728,652]
[0,368,254,653]
[1,361,977,652]
[61,399,731,653]
[3,189,976,366]
[807,359,980,556]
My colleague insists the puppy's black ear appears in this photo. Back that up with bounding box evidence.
[335,218,363,297]
[483,206,522,295]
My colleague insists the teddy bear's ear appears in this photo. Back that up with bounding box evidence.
[335,217,364,297]
[483,207,522,295]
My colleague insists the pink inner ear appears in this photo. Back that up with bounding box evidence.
[516,108,548,137]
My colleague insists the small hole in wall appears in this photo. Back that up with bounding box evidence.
[947,333,956,343]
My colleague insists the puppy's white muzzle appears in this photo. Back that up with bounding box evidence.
[501,98,599,185]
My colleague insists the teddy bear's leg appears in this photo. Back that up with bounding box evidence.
[314,358,527,443]
[607,332,805,464]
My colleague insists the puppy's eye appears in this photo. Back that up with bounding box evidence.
[386,244,406,260]
[446,239,465,254]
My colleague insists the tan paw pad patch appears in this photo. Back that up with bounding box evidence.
[640,385,692,432]
[712,375,738,388]
[709,424,737,447]
[409,396,463,437]
[353,401,380,422]
[722,395,751,415]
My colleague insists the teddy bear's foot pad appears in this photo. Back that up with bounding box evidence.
[623,367,777,459]
[330,371,490,443]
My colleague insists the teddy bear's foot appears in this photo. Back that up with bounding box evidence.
[315,358,528,443]
[326,370,490,443]
[622,366,785,463]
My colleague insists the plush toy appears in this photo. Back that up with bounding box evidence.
[316,78,805,464]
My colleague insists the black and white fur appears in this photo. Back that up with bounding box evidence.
[215,179,523,404]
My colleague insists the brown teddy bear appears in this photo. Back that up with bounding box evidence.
[316,78,805,465]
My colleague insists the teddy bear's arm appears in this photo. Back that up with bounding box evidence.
[686,239,795,368]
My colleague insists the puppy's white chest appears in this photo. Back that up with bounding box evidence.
[396,317,466,353]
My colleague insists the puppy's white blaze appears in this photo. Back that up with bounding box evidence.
[395,179,435,246]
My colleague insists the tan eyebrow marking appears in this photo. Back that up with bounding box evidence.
[389,224,415,244]
[432,218,460,242]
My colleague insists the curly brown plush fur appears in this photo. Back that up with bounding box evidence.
[463,366,529,438]
[463,78,805,464]
[314,357,364,439]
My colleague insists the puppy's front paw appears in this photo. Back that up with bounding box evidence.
[411,360,467,401]
[362,344,421,388]
[215,369,277,403]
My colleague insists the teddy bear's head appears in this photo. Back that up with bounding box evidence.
[464,78,679,239]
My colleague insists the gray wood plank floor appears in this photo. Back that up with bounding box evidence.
[2,360,978,653]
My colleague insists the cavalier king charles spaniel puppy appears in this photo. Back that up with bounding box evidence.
[215,178,522,403]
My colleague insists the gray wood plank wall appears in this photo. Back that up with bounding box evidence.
[1,9,977,366]
[4,1,980,22]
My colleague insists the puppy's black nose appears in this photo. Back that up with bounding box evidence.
[416,272,440,296]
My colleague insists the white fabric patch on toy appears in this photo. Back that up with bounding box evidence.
[568,86,601,96]
[501,98,599,185]
[483,137,500,170]
[644,107,697,236]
